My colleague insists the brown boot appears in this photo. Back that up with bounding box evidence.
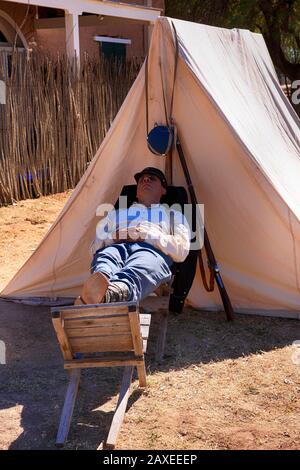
[76,272,109,305]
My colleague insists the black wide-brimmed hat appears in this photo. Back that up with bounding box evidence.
[134,167,167,188]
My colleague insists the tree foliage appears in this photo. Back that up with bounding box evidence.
[165,0,300,81]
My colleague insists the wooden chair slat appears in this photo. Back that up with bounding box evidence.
[64,316,130,328]
[66,324,131,338]
[64,355,144,369]
[69,334,133,353]
[62,309,129,320]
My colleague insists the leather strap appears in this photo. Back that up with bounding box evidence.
[198,250,215,292]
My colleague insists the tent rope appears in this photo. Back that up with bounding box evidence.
[145,55,149,135]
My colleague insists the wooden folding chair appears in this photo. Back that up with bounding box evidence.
[51,301,151,449]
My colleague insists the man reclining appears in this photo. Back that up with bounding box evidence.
[75,167,190,305]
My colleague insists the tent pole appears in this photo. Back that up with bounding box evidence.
[175,133,234,321]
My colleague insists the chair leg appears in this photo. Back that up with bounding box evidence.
[155,310,169,362]
[104,366,134,450]
[137,363,147,387]
[55,368,81,448]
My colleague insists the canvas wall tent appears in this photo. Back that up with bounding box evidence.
[1,17,300,318]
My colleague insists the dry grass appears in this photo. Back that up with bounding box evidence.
[0,192,299,450]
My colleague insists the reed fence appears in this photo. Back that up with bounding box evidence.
[0,51,142,205]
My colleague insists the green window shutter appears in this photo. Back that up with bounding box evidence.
[101,42,126,61]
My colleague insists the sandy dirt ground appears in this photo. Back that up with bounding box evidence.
[0,192,300,450]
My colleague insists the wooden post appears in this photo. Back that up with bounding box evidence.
[143,1,154,54]
[146,1,154,22]
[65,10,80,69]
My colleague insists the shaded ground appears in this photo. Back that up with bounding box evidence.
[0,193,300,450]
